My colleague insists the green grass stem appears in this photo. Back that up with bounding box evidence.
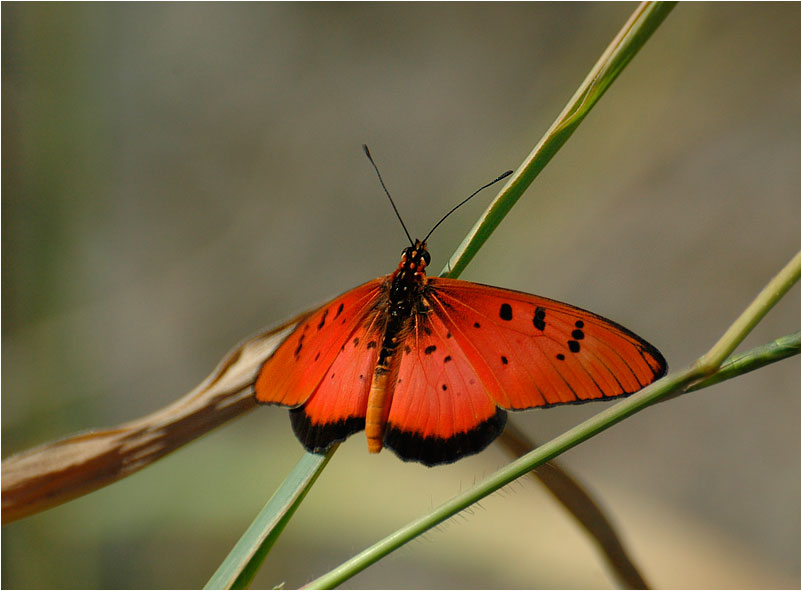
[442,1,677,278]
[205,449,335,590]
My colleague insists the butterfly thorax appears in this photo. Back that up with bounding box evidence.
[385,240,430,336]
[365,240,431,453]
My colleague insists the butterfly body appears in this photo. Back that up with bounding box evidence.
[365,240,431,453]
[255,239,667,466]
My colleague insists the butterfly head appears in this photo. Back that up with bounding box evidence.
[400,239,431,276]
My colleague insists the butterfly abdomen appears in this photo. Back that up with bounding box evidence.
[365,242,430,453]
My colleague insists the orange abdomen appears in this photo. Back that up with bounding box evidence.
[365,369,391,453]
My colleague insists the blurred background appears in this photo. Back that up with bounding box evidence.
[2,3,799,589]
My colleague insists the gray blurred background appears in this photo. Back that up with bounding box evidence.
[2,3,799,589]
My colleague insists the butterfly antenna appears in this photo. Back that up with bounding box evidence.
[363,144,414,246]
[422,169,513,243]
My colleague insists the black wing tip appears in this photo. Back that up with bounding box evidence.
[289,407,365,454]
[646,343,669,380]
[384,408,508,467]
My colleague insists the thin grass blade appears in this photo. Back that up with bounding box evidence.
[443,1,677,278]
[206,449,335,590]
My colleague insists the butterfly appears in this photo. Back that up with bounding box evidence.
[254,146,667,466]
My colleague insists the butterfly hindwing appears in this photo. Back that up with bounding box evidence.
[425,277,667,410]
[383,301,507,465]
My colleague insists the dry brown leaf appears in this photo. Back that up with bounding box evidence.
[2,317,302,524]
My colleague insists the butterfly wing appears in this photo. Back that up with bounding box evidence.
[254,278,388,451]
[383,306,507,466]
[428,277,667,409]
[383,277,666,465]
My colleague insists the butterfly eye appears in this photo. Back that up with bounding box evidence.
[421,250,431,267]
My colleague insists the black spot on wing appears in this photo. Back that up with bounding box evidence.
[499,303,513,321]
[568,340,581,353]
[317,308,329,330]
[424,345,437,355]
[533,306,546,331]
[294,334,305,358]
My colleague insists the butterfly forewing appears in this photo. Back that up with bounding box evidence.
[426,277,667,410]
[254,279,385,407]
[289,308,386,452]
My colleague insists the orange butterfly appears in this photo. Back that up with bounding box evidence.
[255,147,667,466]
